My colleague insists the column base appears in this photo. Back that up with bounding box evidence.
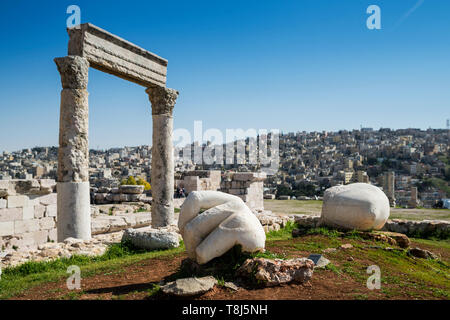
[57,181,91,241]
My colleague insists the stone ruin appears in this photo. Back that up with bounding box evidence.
[176,170,266,213]
[0,179,58,249]
[54,23,178,241]
[176,170,222,195]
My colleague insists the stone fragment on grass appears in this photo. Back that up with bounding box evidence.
[236,257,314,286]
[308,254,330,268]
[340,244,353,249]
[122,228,180,250]
[407,247,438,260]
[161,276,217,296]
[321,183,390,231]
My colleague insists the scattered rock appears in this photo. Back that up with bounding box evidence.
[223,282,240,291]
[347,256,354,261]
[236,257,314,286]
[322,248,337,253]
[340,244,353,250]
[308,254,330,268]
[408,247,439,260]
[321,183,390,231]
[160,276,217,297]
[122,228,180,250]
[362,231,410,249]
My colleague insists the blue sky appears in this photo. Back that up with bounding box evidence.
[0,0,449,152]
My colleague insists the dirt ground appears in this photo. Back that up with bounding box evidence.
[10,235,449,300]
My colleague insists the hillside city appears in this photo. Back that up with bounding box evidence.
[1,127,449,209]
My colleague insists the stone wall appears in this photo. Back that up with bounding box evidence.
[220,172,266,212]
[92,185,151,205]
[0,179,57,250]
[176,170,221,195]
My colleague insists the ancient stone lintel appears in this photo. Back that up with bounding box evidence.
[145,85,179,115]
[54,56,89,89]
[68,23,167,87]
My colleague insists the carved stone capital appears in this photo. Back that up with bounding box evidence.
[145,86,179,115]
[54,55,89,89]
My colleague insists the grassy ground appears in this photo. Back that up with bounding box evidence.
[1,222,449,300]
[264,199,450,221]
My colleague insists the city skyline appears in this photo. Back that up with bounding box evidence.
[1,1,449,152]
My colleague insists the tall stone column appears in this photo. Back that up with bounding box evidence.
[54,55,91,241]
[146,86,179,227]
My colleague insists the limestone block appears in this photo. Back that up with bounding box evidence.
[179,191,266,264]
[22,206,34,220]
[0,221,14,236]
[0,208,22,222]
[119,185,144,194]
[321,183,390,231]
[48,228,57,242]
[7,195,29,208]
[40,217,56,230]
[14,219,40,234]
[45,204,57,217]
[38,193,57,206]
[34,204,46,219]
[39,179,56,194]
[122,228,180,250]
[68,23,167,87]
[0,199,7,209]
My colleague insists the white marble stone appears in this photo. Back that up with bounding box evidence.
[321,183,390,231]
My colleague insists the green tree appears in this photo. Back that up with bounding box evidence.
[136,177,151,191]
[122,176,137,185]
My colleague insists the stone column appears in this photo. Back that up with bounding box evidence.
[54,55,91,241]
[146,86,179,227]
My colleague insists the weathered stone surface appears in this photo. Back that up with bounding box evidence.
[118,185,144,194]
[179,191,266,264]
[161,276,217,297]
[237,257,314,286]
[122,228,179,250]
[0,208,22,222]
[382,219,450,237]
[147,86,178,228]
[68,23,167,87]
[0,199,6,209]
[0,221,14,236]
[307,254,330,268]
[340,243,353,249]
[321,183,390,231]
[22,206,34,220]
[7,195,29,208]
[54,55,89,89]
[364,231,410,248]
[408,247,439,259]
[57,181,91,241]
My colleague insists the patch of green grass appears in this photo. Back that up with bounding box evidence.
[266,221,297,241]
[306,227,341,238]
[0,240,185,299]
[147,284,161,297]
[174,208,180,213]
[324,263,341,275]
[134,208,148,213]
[411,238,450,250]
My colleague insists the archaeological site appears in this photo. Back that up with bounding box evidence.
[0,2,449,313]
